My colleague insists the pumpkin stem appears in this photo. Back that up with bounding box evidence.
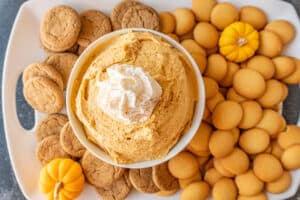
[54,182,63,200]
[238,37,248,47]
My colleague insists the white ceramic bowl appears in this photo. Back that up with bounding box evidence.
[66,28,205,168]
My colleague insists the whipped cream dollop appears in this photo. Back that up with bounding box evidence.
[97,64,162,124]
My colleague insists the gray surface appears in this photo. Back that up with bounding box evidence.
[0,0,299,199]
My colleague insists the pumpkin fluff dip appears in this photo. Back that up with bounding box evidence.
[72,31,198,164]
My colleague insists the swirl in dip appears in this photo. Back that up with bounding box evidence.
[72,31,198,163]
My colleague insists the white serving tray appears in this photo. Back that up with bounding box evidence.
[2,0,300,199]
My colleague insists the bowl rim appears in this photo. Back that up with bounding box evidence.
[66,28,206,168]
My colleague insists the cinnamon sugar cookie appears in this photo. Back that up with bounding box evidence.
[23,77,64,114]
[60,122,86,158]
[22,62,64,91]
[40,5,81,52]
[36,114,68,142]
[129,168,160,193]
[152,162,179,191]
[81,151,125,188]
[44,53,78,89]
[121,4,160,30]
[36,135,70,165]
[96,172,132,200]
[78,10,112,47]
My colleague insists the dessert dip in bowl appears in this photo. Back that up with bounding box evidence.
[67,28,205,168]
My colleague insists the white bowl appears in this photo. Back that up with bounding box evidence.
[66,28,205,168]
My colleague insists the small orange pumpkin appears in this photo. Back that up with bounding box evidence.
[38,158,85,200]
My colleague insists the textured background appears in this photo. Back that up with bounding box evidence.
[0,0,299,199]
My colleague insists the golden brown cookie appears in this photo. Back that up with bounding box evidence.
[129,168,160,193]
[181,182,210,200]
[22,62,64,91]
[191,53,207,74]
[220,62,240,87]
[212,178,238,200]
[213,158,235,178]
[179,171,202,189]
[253,153,283,182]
[159,12,175,34]
[283,58,300,84]
[203,77,219,99]
[96,172,132,200]
[278,125,300,149]
[173,8,195,35]
[258,30,283,58]
[226,88,248,103]
[44,53,78,89]
[273,56,296,79]
[205,54,228,82]
[192,0,217,21]
[23,77,64,114]
[60,122,86,158]
[256,109,284,137]
[265,20,296,44]
[152,162,179,191]
[78,10,112,47]
[233,68,266,99]
[111,0,140,30]
[167,33,180,42]
[36,114,68,142]
[246,55,275,80]
[239,128,270,154]
[121,4,160,31]
[209,130,235,158]
[220,148,250,175]
[271,140,284,159]
[239,6,267,30]
[194,22,219,49]
[266,171,291,194]
[235,170,264,196]
[239,101,263,129]
[81,151,125,188]
[231,128,240,144]
[210,2,239,30]
[238,193,268,200]
[181,39,207,56]
[257,79,284,108]
[36,135,70,165]
[204,168,223,186]
[281,144,300,170]
[207,92,225,112]
[40,5,81,52]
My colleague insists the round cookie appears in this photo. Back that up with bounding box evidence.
[168,151,199,179]
[239,101,263,129]
[159,12,175,33]
[78,10,112,47]
[220,62,240,87]
[173,8,195,35]
[220,148,250,175]
[281,145,300,170]
[205,54,228,82]
[266,171,291,194]
[81,151,125,188]
[40,5,81,52]
[203,77,219,99]
[22,62,64,91]
[273,56,296,79]
[210,2,239,30]
[226,88,248,103]
[111,0,140,30]
[233,68,266,99]
[129,168,160,193]
[278,125,300,149]
[152,162,179,191]
[36,135,70,165]
[212,178,238,200]
[179,171,202,189]
[193,22,219,49]
[44,53,78,89]
[253,153,283,182]
[257,79,284,108]
[121,4,160,31]
[207,92,225,112]
[209,130,235,158]
[181,182,210,200]
[213,159,235,178]
[256,109,284,137]
[23,77,64,114]
[239,128,270,154]
[246,55,275,80]
[235,170,264,196]
[265,20,296,44]
[191,53,207,74]
[96,172,132,200]
[239,6,267,30]
[60,122,86,158]
[258,30,283,58]
[167,33,180,42]
[204,168,223,186]
[283,58,300,84]
[212,101,243,130]
[238,193,268,200]
[36,114,68,142]
[271,141,284,159]
[181,39,207,56]
[187,122,212,155]
[192,0,217,21]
